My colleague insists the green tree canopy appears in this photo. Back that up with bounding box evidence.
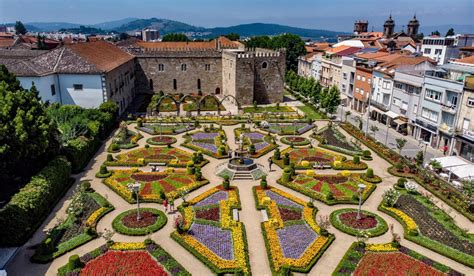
[14,21,27,35]
[224,33,240,41]
[445,28,455,36]
[0,65,22,91]
[431,30,441,36]
[320,85,341,114]
[162,33,189,42]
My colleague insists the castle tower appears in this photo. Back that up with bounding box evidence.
[383,15,395,38]
[407,14,420,38]
[354,20,368,34]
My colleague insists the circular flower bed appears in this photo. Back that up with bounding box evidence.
[146,135,177,146]
[281,136,310,146]
[112,208,167,236]
[330,208,388,237]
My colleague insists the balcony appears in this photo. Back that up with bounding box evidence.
[439,123,454,135]
[457,129,474,142]
[441,103,457,114]
[370,100,390,112]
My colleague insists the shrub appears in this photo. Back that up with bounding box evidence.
[145,144,150,149]
[137,118,143,127]
[186,161,195,175]
[195,167,202,181]
[283,152,290,166]
[363,150,371,157]
[366,168,374,178]
[63,136,99,172]
[353,155,360,164]
[274,148,281,160]
[249,144,256,154]
[99,165,108,175]
[223,175,230,190]
[0,156,71,246]
[260,175,267,189]
[382,188,400,207]
[326,192,334,200]
[111,143,119,151]
[397,178,407,189]
[80,181,92,192]
[282,167,292,182]
[67,255,83,271]
[218,146,226,156]
[106,153,114,162]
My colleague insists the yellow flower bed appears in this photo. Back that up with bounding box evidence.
[267,202,284,229]
[283,236,328,268]
[385,207,418,232]
[104,178,133,200]
[365,243,398,252]
[188,187,219,204]
[109,242,146,250]
[86,207,108,227]
[183,206,194,229]
[263,222,284,271]
[303,207,321,233]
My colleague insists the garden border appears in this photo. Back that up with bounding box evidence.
[329,208,388,237]
[112,208,167,236]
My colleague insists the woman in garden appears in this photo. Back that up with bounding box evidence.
[163,198,168,213]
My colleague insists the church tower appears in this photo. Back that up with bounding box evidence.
[354,20,368,34]
[383,15,395,38]
[407,14,420,38]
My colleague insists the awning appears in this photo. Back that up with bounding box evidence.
[447,164,474,180]
[369,106,385,114]
[431,156,467,169]
[385,111,399,119]
[394,118,407,125]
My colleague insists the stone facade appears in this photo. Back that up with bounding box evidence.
[131,46,285,105]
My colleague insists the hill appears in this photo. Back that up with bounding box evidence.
[91,17,139,30]
[114,18,205,34]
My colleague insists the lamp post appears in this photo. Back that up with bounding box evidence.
[356,183,366,220]
[128,182,141,221]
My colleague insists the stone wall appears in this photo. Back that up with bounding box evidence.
[252,51,285,104]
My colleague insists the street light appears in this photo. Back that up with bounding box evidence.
[356,183,366,220]
[128,182,141,221]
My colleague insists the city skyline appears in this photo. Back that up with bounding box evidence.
[0,0,473,32]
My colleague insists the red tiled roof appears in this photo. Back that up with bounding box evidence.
[326,45,361,56]
[454,55,474,65]
[137,36,240,50]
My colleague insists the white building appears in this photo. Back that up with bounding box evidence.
[3,41,136,114]
[142,29,160,42]
[421,36,459,65]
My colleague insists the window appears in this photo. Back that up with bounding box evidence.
[357,75,361,80]
[393,97,401,107]
[50,84,56,96]
[205,64,211,71]
[173,79,177,90]
[73,84,83,90]
[197,79,201,90]
[362,76,366,82]
[361,89,365,96]
[109,83,113,96]
[158,64,164,71]
[424,48,431,54]
[425,89,442,102]
[467,97,474,107]
[413,104,418,114]
[181,64,187,71]
[368,78,371,84]
[463,118,470,130]
[355,88,360,93]
[342,84,346,91]
[402,101,408,110]
[435,49,442,55]
[343,73,347,80]
[421,108,439,122]
[394,82,403,89]
[262,61,268,69]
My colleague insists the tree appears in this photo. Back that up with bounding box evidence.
[431,30,440,36]
[415,151,424,166]
[370,125,379,139]
[119,32,129,40]
[395,138,407,155]
[245,35,272,49]
[345,111,351,122]
[36,34,47,50]
[0,65,22,91]
[353,116,363,130]
[15,21,27,35]
[445,28,455,37]
[224,33,240,41]
[320,85,341,114]
[162,33,188,42]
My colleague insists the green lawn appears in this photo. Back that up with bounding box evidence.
[243,105,295,113]
[297,104,325,119]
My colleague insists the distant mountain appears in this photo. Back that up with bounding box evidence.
[17,18,345,40]
[91,18,139,30]
[420,24,474,35]
[59,25,107,34]
[207,23,342,39]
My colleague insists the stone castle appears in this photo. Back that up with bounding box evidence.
[122,37,286,105]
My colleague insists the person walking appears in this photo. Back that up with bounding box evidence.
[268,157,273,171]
[163,198,168,213]
[170,199,175,213]
[443,145,448,156]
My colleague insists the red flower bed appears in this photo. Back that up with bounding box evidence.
[329,184,345,198]
[81,251,167,276]
[278,207,302,221]
[168,176,193,184]
[131,173,168,182]
[354,252,444,276]
[195,207,220,221]
[314,175,348,184]
[303,156,332,163]
[122,211,158,228]
[286,137,306,143]
[151,136,174,143]
[339,212,377,229]
[140,183,153,196]
[158,180,177,193]
[311,181,323,192]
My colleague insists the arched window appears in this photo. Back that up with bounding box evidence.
[215,87,221,94]
[262,61,268,69]
[197,79,201,90]
[173,79,177,90]
[181,64,187,71]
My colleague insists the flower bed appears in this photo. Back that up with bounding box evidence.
[103,169,209,204]
[379,191,474,267]
[280,136,311,146]
[278,173,375,205]
[312,125,363,156]
[138,123,195,135]
[147,135,177,146]
[182,130,229,159]
[58,242,190,276]
[31,189,114,263]
[254,186,334,274]
[330,208,387,237]
[234,128,277,157]
[107,128,143,153]
[341,122,474,222]
[112,208,167,236]
[104,146,207,167]
[272,147,344,169]
[333,242,461,276]
[171,186,250,274]
[261,122,315,135]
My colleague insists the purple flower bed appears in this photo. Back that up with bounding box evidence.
[298,124,315,134]
[277,223,318,259]
[245,132,264,140]
[189,223,234,260]
[254,142,269,152]
[265,190,303,209]
[190,141,218,153]
[194,191,228,207]
[192,132,219,140]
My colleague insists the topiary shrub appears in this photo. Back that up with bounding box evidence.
[223,175,230,190]
[106,153,114,162]
[353,155,360,164]
[218,145,226,156]
[137,118,143,127]
[282,167,292,182]
[397,178,407,189]
[100,165,108,175]
[283,152,290,166]
[67,254,83,271]
[260,175,267,189]
[326,192,334,200]
[186,161,195,175]
[80,181,92,192]
[195,167,202,181]
[110,143,119,152]
[273,148,281,160]
[249,144,256,155]
[366,168,374,178]
[363,150,371,157]
[145,144,150,149]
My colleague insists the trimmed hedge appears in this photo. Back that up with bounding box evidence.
[330,208,388,237]
[0,156,72,246]
[63,136,100,173]
[112,208,167,236]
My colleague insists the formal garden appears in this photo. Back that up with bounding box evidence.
[260,121,315,135]
[234,126,277,157]
[181,129,229,158]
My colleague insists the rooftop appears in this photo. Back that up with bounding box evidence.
[135,36,240,51]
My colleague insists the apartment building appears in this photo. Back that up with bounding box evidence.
[340,57,356,107]
[454,76,474,162]
[421,36,459,65]
[353,66,372,113]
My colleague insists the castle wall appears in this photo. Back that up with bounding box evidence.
[253,51,286,104]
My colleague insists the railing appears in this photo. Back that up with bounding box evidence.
[370,101,390,112]
[441,103,457,113]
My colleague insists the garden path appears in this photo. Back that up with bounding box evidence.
[6,121,473,276]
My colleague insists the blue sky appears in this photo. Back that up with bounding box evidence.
[0,0,472,31]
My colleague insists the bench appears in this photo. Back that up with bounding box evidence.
[232,209,239,221]
[261,210,269,222]
[149,162,167,166]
